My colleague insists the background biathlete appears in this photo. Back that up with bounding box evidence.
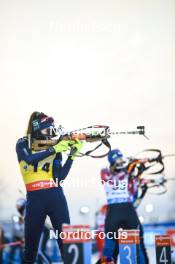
[97,149,156,264]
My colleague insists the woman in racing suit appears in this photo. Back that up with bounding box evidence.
[97,149,152,264]
[16,111,82,264]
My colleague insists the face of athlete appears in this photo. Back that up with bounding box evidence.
[40,124,55,137]
[41,128,51,136]
[110,157,129,174]
[115,158,126,169]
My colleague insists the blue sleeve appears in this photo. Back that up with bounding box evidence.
[16,138,55,165]
[53,154,73,182]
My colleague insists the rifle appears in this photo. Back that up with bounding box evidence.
[32,125,147,158]
[131,149,175,195]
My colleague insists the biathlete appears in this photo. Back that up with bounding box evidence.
[8,198,25,264]
[97,149,156,264]
[16,111,82,263]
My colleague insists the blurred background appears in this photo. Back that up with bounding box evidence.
[0,0,175,263]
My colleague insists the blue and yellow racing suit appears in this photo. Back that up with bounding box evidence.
[16,137,73,263]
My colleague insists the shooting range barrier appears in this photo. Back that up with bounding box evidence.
[63,224,92,264]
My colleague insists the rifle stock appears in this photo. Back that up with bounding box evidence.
[32,133,103,151]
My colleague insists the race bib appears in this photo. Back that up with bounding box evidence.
[104,172,130,203]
